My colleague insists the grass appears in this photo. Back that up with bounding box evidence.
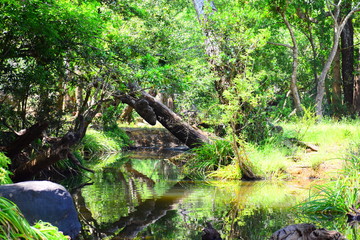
[80,126,130,155]
[183,139,235,179]
[297,149,360,216]
[251,119,360,179]
[196,118,360,180]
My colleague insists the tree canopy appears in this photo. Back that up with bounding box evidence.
[1,0,360,180]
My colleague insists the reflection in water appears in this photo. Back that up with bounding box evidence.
[70,153,357,240]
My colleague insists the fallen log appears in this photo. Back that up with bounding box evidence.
[11,132,80,182]
[5,122,49,159]
[118,91,210,148]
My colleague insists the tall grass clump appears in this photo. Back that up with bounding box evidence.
[80,126,130,155]
[297,151,360,216]
[0,197,69,239]
[186,138,258,180]
[184,140,234,179]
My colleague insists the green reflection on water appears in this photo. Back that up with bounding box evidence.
[80,156,181,225]
[74,154,357,240]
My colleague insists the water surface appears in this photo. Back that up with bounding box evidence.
[69,152,357,240]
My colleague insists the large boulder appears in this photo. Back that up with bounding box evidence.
[0,181,81,239]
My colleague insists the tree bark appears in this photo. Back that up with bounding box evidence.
[142,92,209,148]
[316,32,341,117]
[120,105,134,123]
[354,48,360,113]
[119,91,209,148]
[5,122,49,159]
[75,86,83,116]
[279,10,303,113]
[332,47,342,112]
[341,10,354,107]
[11,101,102,182]
[11,131,80,182]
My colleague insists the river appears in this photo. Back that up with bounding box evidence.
[66,150,358,240]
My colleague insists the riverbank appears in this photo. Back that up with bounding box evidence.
[178,119,360,181]
[79,119,360,182]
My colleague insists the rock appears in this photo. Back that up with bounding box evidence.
[0,181,81,239]
[270,223,316,240]
[269,223,345,240]
[308,229,345,240]
[202,222,222,240]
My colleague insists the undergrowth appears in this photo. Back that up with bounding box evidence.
[80,125,130,155]
[183,139,234,179]
[190,118,360,180]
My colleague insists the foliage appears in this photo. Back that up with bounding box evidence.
[0,153,11,184]
[207,163,241,180]
[297,181,355,215]
[0,197,68,240]
[184,140,234,178]
[80,127,129,155]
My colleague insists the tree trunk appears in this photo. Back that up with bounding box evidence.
[315,0,360,117]
[332,47,342,114]
[316,32,341,117]
[5,122,49,160]
[119,91,209,148]
[11,131,80,182]
[11,101,102,182]
[142,92,209,148]
[193,0,230,104]
[354,48,360,113]
[120,105,134,123]
[75,86,83,116]
[279,10,303,113]
[341,14,354,108]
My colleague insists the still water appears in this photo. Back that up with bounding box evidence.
[68,152,357,240]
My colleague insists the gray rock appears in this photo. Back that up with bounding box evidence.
[269,223,345,240]
[0,181,81,239]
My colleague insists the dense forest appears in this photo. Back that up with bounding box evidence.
[1,0,360,180]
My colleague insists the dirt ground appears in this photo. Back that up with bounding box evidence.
[287,158,344,180]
